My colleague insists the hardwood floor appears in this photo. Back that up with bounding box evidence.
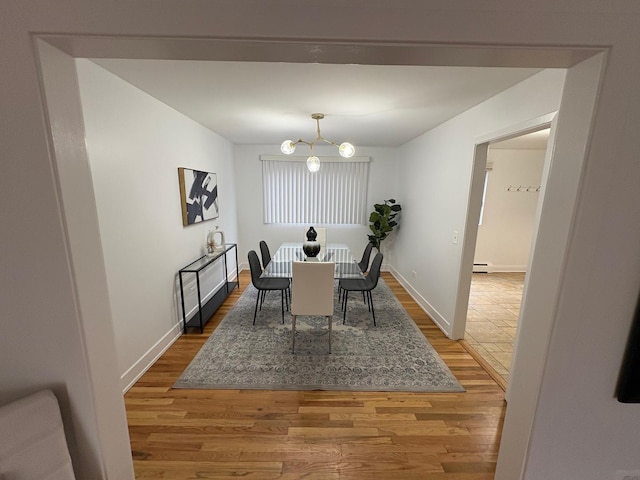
[462,272,525,390]
[125,271,505,479]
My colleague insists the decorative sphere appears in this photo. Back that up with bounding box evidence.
[339,142,355,158]
[306,155,320,172]
[281,140,296,155]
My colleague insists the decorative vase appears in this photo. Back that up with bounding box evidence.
[206,227,226,255]
[211,226,226,251]
[302,226,321,258]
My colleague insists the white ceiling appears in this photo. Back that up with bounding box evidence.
[93,59,544,148]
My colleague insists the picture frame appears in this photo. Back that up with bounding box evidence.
[177,167,219,226]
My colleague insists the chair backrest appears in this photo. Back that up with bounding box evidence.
[259,240,271,268]
[291,261,335,316]
[316,227,327,248]
[366,252,384,289]
[248,250,263,286]
[358,243,374,272]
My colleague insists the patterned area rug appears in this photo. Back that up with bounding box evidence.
[174,278,463,392]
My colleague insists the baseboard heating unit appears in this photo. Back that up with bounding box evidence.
[473,262,492,273]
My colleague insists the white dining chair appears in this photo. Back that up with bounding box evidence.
[291,261,335,353]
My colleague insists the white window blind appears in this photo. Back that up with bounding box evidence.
[261,155,370,224]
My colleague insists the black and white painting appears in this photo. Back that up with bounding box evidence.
[178,167,219,226]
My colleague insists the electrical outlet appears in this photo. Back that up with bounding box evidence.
[452,230,459,245]
[615,471,640,480]
[412,270,417,279]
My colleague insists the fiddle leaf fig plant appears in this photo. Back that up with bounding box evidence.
[368,199,402,251]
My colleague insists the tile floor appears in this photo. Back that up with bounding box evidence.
[464,272,525,384]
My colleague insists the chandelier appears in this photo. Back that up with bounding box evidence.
[280,113,356,172]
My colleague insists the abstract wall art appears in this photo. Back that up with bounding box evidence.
[178,167,219,226]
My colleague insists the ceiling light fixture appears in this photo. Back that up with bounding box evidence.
[281,113,355,172]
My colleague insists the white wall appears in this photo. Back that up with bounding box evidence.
[474,149,546,271]
[394,70,565,335]
[233,145,400,269]
[76,60,239,391]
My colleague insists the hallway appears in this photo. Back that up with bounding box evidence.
[463,272,525,387]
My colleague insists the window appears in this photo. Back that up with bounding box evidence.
[261,155,370,224]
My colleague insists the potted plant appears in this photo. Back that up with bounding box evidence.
[367,199,402,251]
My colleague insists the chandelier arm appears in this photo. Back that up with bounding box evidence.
[320,138,339,147]
[282,113,355,165]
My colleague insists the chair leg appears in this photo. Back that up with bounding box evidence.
[284,287,289,311]
[253,290,260,325]
[281,290,285,324]
[260,290,266,310]
[328,315,332,354]
[343,291,349,324]
[291,315,297,353]
[369,290,376,326]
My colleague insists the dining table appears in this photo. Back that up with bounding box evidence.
[261,242,364,279]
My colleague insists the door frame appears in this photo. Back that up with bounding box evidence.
[453,112,557,341]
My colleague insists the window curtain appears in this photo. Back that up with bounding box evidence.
[261,156,370,224]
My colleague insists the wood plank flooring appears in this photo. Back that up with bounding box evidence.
[125,271,505,479]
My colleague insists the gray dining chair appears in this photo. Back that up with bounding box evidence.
[339,243,374,303]
[291,261,335,353]
[259,240,271,269]
[358,243,374,273]
[339,252,383,326]
[258,240,273,304]
[248,250,289,325]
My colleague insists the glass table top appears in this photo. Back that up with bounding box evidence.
[261,242,363,279]
[179,244,235,273]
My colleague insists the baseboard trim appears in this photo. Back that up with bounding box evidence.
[120,269,238,393]
[485,265,527,273]
[121,322,182,393]
[388,266,451,338]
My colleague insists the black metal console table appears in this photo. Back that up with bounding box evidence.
[178,243,239,333]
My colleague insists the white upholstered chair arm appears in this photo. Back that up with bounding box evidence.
[0,390,76,480]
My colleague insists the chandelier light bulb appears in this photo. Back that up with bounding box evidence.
[282,114,355,170]
[281,140,296,155]
[339,142,355,158]
[306,155,320,172]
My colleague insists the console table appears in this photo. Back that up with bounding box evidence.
[178,243,238,333]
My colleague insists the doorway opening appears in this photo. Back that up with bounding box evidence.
[462,128,551,389]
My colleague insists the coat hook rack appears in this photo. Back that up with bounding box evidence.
[506,184,541,192]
